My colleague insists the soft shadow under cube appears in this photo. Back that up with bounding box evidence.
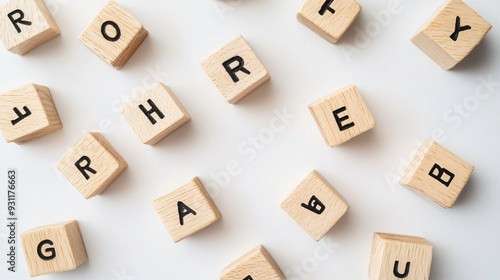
[220,245,285,280]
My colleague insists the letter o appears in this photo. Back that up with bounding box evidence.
[101,20,121,42]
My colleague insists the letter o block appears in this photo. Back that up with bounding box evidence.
[220,245,285,280]
[21,220,88,277]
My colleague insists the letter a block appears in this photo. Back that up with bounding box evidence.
[79,0,148,68]
[297,0,361,44]
[411,0,492,70]
[308,85,375,146]
[57,132,128,199]
[368,233,433,280]
[220,245,285,280]
[400,140,474,208]
[281,170,348,241]
[21,220,88,277]
[0,0,60,55]
[0,83,62,144]
[153,177,221,243]
[201,35,270,104]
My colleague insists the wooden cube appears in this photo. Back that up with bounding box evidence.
[21,220,88,277]
[57,132,127,199]
[411,0,492,70]
[308,85,375,147]
[0,83,62,144]
[368,233,433,280]
[0,0,60,55]
[122,82,191,145]
[220,245,285,280]
[297,0,362,44]
[201,35,270,104]
[400,140,474,208]
[281,170,348,241]
[79,0,148,68]
[153,177,221,243]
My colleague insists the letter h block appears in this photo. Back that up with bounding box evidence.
[21,220,88,277]
[220,245,285,280]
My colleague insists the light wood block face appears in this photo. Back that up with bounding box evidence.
[220,245,285,280]
[411,0,492,70]
[297,0,361,44]
[400,140,474,208]
[153,177,222,243]
[201,35,270,104]
[0,83,62,144]
[308,85,375,147]
[57,132,128,199]
[0,0,60,55]
[21,220,88,277]
[79,0,148,69]
[368,233,433,280]
[281,170,348,241]
[122,82,191,145]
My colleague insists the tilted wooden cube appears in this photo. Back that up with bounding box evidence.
[368,233,433,280]
[21,220,88,277]
[220,245,285,280]
[400,140,474,208]
[411,0,492,70]
[57,132,128,199]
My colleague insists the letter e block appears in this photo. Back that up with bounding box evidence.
[220,245,285,280]
[21,220,88,277]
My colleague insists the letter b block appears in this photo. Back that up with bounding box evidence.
[220,245,285,280]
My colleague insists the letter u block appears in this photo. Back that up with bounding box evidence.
[220,245,285,280]
[21,220,88,277]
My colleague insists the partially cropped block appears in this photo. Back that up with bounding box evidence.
[153,177,221,243]
[57,132,127,199]
[281,170,348,241]
[21,220,88,277]
[79,0,148,68]
[0,0,60,55]
[123,82,190,145]
[201,35,270,104]
[308,85,375,146]
[0,83,62,144]
[297,0,361,44]
[368,233,433,280]
[220,245,285,280]
[411,0,492,70]
[400,140,474,208]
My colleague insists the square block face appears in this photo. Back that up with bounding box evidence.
[308,85,375,146]
[297,0,361,44]
[411,0,492,70]
[153,177,222,243]
[123,82,191,145]
[368,233,433,280]
[201,35,270,104]
[0,83,62,144]
[281,170,348,241]
[79,0,148,68]
[400,140,474,208]
[0,0,60,55]
[21,220,88,277]
[57,132,128,199]
[221,245,285,280]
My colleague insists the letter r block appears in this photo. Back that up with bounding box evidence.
[20,220,88,277]
[220,245,285,280]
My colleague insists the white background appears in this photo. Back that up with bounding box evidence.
[0,0,499,279]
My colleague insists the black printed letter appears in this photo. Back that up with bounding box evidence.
[319,0,335,16]
[243,276,253,280]
[7,10,32,33]
[393,261,410,278]
[332,106,355,131]
[101,21,121,42]
[75,156,97,180]
[11,106,31,125]
[301,195,326,215]
[450,16,471,41]
[177,201,197,226]
[37,240,56,261]
[222,56,250,83]
[428,163,455,187]
[139,99,165,125]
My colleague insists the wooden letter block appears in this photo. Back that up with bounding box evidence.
[123,82,191,145]
[0,0,60,55]
[368,233,433,280]
[411,0,492,70]
[220,245,285,280]
[57,132,127,199]
[21,220,88,277]
[400,140,474,208]
[153,177,221,243]
[308,85,375,146]
[201,35,270,104]
[281,170,348,241]
[79,0,148,68]
[0,83,62,144]
[297,0,361,44]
